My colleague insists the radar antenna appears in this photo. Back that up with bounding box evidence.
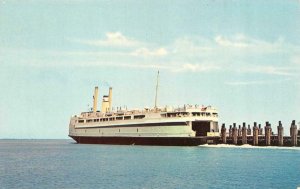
[154,70,159,110]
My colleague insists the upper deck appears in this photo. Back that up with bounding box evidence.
[73,105,218,125]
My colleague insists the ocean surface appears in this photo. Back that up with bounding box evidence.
[0,140,300,189]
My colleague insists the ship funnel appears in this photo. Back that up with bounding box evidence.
[101,87,112,113]
[93,86,99,113]
[108,87,112,112]
[101,95,109,113]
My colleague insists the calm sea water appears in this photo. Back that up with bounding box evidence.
[0,140,300,189]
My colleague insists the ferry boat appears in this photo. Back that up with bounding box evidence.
[69,72,219,146]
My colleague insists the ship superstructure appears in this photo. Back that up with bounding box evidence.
[69,73,219,146]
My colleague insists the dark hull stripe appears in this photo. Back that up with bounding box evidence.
[69,135,207,146]
[76,121,187,129]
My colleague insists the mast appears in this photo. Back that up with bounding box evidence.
[93,86,99,113]
[154,70,159,109]
[108,87,112,112]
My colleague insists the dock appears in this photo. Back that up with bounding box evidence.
[205,120,299,147]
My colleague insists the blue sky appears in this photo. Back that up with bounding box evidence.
[0,0,299,138]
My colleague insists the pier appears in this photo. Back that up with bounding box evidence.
[208,120,299,147]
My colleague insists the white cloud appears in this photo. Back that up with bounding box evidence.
[291,56,300,65]
[238,65,296,76]
[172,37,213,55]
[214,34,285,53]
[225,78,291,86]
[171,63,220,73]
[215,35,250,48]
[70,32,140,47]
[131,47,168,57]
[225,80,268,86]
[5,32,300,76]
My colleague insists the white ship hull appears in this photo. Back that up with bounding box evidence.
[69,113,219,146]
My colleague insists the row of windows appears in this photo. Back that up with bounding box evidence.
[78,115,145,124]
[161,112,218,118]
[77,112,218,123]
[77,128,140,133]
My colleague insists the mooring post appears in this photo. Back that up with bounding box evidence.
[277,121,284,146]
[265,121,272,146]
[229,125,232,139]
[232,123,238,145]
[258,124,263,135]
[221,124,227,144]
[247,124,251,136]
[238,125,242,137]
[290,120,298,146]
[253,122,259,146]
[242,122,247,145]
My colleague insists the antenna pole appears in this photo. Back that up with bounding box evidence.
[154,70,159,109]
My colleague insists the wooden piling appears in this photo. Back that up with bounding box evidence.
[290,120,298,146]
[229,125,232,139]
[232,123,238,145]
[247,124,251,136]
[242,122,247,144]
[258,124,263,135]
[221,124,226,144]
[253,122,259,146]
[277,121,284,146]
[238,125,242,137]
[265,122,272,146]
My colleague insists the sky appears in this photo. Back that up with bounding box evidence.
[0,0,300,139]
